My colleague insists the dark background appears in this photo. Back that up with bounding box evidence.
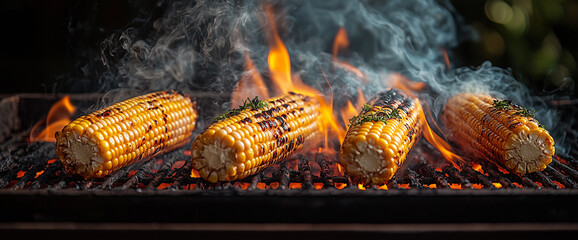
[1,0,576,96]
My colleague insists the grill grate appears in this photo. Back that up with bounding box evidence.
[1,93,577,191]
[1,139,578,191]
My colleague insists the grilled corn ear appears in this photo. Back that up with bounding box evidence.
[339,89,424,185]
[440,93,555,174]
[191,92,322,183]
[56,91,197,179]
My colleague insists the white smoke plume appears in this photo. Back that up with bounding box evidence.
[88,0,569,153]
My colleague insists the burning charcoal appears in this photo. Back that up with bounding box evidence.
[462,166,495,189]
[146,158,178,189]
[441,93,555,175]
[339,89,423,185]
[247,173,263,191]
[278,161,291,190]
[405,169,424,189]
[417,165,449,189]
[443,166,472,189]
[316,154,335,189]
[191,93,323,183]
[56,91,198,179]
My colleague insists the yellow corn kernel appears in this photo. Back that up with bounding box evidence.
[440,93,555,174]
[339,89,424,185]
[56,91,197,179]
[191,92,322,183]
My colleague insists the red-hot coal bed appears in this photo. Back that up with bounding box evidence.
[1,0,578,239]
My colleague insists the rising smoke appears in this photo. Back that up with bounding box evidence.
[75,0,569,153]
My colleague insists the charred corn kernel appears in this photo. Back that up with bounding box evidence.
[339,89,424,185]
[191,92,322,183]
[56,91,197,179]
[440,93,555,174]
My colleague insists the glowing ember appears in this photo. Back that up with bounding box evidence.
[512,182,523,188]
[553,181,565,188]
[398,183,411,189]
[497,166,510,174]
[472,164,482,172]
[257,182,267,189]
[449,183,462,189]
[269,182,279,189]
[492,183,503,188]
[334,183,347,189]
[157,183,171,190]
[190,169,201,178]
[472,183,484,189]
[289,183,302,189]
[378,185,388,190]
[34,170,45,178]
[17,170,26,178]
[29,95,76,142]
[239,183,250,190]
[313,183,323,190]
[357,184,366,190]
[172,160,186,170]
[427,184,437,189]
[183,150,191,156]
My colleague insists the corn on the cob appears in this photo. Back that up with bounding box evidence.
[56,91,197,179]
[440,93,555,174]
[191,92,322,183]
[339,89,424,185]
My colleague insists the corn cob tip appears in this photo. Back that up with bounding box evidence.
[441,93,555,175]
[191,93,322,183]
[339,89,423,185]
[56,91,198,179]
[504,129,555,174]
[56,130,104,179]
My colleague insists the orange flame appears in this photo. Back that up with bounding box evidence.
[388,74,465,168]
[331,27,367,83]
[441,48,451,70]
[417,98,465,169]
[232,52,270,107]
[29,95,76,142]
[263,4,346,145]
[339,87,367,127]
[387,73,427,98]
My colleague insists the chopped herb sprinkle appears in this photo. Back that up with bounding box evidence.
[215,96,268,121]
[492,99,535,118]
[348,104,402,127]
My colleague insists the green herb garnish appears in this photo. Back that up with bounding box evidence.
[492,99,535,118]
[215,96,268,121]
[492,99,512,110]
[492,99,539,125]
[348,104,402,127]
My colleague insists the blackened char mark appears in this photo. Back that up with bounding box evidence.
[239,117,253,124]
[373,89,407,109]
[96,110,113,118]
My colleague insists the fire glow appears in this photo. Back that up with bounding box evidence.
[29,96,76,142]
[21,1,571,191]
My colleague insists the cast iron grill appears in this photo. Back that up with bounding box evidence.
[2,140,578,191]
[1,93,578,228]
